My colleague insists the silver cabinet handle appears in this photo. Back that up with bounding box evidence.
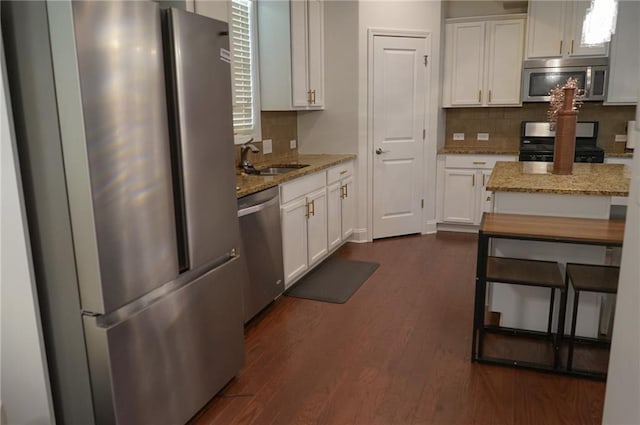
[375,148,389,155]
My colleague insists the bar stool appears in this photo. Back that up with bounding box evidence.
[482,256,566,369]
[565,263,620,377]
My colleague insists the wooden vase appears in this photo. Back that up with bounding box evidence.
[553,87,577,175]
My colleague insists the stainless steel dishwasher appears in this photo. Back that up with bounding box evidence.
[237,186,285,323]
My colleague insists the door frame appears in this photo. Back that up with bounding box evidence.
[367,28,432,240]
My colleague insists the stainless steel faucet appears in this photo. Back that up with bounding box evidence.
[239,138,260,174]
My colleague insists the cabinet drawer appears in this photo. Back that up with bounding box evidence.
[327,161,354,184]
[280,171,326,204]
[444,154,516,169]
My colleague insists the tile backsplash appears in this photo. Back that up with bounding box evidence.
[234,111,299,168]
[445,103,636,153]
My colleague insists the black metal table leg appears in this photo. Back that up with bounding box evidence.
[472,230,489,361]
[555,285,568,369]
[547,287,555,335]
[567,290,581,371]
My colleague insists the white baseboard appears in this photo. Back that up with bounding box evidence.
[349,228,370,243]
[423,219,437,234]
[436,223,480,233]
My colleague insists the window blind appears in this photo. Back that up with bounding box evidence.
[230,0,255,134]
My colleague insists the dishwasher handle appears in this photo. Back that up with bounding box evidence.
[238,195,279,218]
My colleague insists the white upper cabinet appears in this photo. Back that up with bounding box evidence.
[290,0,324,108]
[258,0,325,111]
[443,15,525,107]
[606,0,640,105]
[447,22,485,106]
[526,0,608,59]
[485,19,526,105]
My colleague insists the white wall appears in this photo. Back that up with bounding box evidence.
[443,0,527,18]
[0,33,55,425]
[298,0,443,241]
[602,104,640,424]
[298,0,359,155]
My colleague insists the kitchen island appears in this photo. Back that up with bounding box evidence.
[485,161,630,338]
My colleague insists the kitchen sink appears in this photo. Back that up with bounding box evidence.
[255,164,309,176]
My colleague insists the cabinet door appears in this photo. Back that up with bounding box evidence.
[606,0,639,104]
[526,0,565,59]
[479,170,494,223]
[449,22,485,105]
[306,0,324,108]
[290,0,324,109]
[341,176,355,240]
[257,0,294,111]
[567,0,608,57]
[306,187,328,266]
[281,198,309,286]
[290,0,310,108]
[486,19,525,106]
[442,169,477,224]
[326,181,342,251]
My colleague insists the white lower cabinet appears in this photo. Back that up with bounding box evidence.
[280,171,327,287]
[442,169,477,224]
[280,160,354,288]
[327,181,343,250]
[480,169,494,217]
[327,162,355,251]
[306,187,328,265]
[281,197,309,284]
[437,154,517,227]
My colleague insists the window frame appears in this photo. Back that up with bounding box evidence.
[228,0,262,144]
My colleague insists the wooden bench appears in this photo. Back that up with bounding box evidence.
[471,213,625,378]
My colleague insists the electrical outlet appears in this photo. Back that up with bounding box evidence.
[290,139,297,149]
[262,139,273,154]
[453,133,465,141]
[614,134,627,142]
[477,133,489,141]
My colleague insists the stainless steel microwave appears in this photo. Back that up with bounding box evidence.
[522,57,608,102]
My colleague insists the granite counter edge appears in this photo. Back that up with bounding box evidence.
[236,154,356,198]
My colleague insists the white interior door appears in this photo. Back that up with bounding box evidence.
[372,35,426,239]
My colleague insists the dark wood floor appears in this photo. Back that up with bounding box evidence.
[192,232,605,425]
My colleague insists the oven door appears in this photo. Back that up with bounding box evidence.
[522,66,588,102]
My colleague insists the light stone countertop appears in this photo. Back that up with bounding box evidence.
[438,147,519,155]
[486,161,630,196]
[605,152,634,158]
[236,153,356,198]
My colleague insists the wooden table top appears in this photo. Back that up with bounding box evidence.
[480,213,625,246]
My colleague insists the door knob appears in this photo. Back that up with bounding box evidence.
[375,148,389,155]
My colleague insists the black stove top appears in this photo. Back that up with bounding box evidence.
[518,121,604,163]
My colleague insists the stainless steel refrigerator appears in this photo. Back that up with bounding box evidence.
[2,2,247,424]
